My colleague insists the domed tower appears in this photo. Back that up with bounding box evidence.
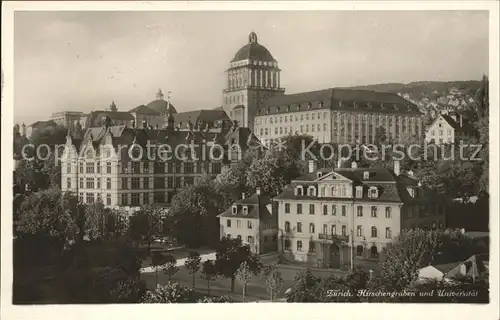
[223,32,284,129]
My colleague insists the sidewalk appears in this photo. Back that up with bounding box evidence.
[140,252,216,273]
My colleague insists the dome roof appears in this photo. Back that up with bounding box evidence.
[146,89,177,114]
[146,100,177,114]
[231,32,275,63]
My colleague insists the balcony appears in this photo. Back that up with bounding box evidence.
[318,233,349,243]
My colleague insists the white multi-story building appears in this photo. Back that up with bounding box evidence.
[217,188,278,254]
[274,161,445,268]
[425,112,477,145]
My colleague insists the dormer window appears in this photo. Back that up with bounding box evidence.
[317,172,323,179]
[369,187,378,199]
[407,105,412,111]
[307,103,312,110]
[367,103,373,109]
[353,101,358,108]
[243,206,248,215]
[295,186,304,196]
[319,101,324,108]
[393,104,398,111]
[355,186,363,198]
[363,171,370,180]
[307,186,316,197]
[232,205,237,215]
[287,105,291,112]
[338,100,343,107]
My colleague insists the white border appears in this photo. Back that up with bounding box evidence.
[2,1,499,320]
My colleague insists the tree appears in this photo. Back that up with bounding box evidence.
[236,261,253,301]
[285,269,320,302]
[150,251,167,288]
[109,278,147,303]
[184,251,202,289]
[215,237,262,293]
[262,264,284,301]
[246,147,303,196]
[198,295,234,303]
[162,254,179,282]
[170,175,225,248]
[201,259,217,297]
[142,282,196,303]
[378,229,441,291]
[128,204,164,251]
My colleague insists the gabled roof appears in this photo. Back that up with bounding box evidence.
[440,114,476,133]
[29,120,58,128]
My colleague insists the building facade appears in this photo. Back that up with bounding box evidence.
[217,189,279,254]
[61,116,263,208]
[425,112,476,145]
[274,161,444,268]
[254,88,424,145]
[50,111,86,129]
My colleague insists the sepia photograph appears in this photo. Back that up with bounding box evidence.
[2,1,499,319]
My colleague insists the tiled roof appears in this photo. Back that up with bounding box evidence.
[29,120,58,128]
[257,88,421,116]
[440,114,476,133]
[218,193,272,220]
[174,109,230,127]
[274,167,428,204]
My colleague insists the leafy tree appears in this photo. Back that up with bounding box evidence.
[201,259,217,297]
[285,269,320,302]
[262,264,284,301]
[109,278,147,303]
[128,204,164,251]
[170,175,225,248]
[215,237,262,293]
[162,254,179,282]
[236,261,254,301]
[150,251,167,287]
[214,166,247,208]
[142,282,196,303]
[378,229,441,291]
[185,251,202,289]
[246,147,303,196]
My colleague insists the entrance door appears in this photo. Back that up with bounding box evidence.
[330,244,341,268]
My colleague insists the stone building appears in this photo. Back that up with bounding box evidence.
[60,115,263,208]
[273,160,445,268]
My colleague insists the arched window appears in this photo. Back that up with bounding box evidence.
[369,187,378,198]
[309,223,315,234]
[295,186,303,196]
[356,245,364,256]
[307,186,316,196]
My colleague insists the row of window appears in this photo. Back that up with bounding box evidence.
[77,192,176,206]
[72,176,196,190]
[430,129,452,136]
[283,239,380,258]
[284,203,392,218]
[226,219,253,229]
[225,234,255,244]
[284,222,392,239]
[71,161,222,175]
[294,185,379,199]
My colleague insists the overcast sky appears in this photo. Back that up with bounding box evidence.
[14,10,488,124]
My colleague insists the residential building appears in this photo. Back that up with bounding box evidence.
[254,88,423,145]
[61,115,262,208]
[274,160,444,268]
[218,188,278,254]
[417,254,489,283]
[25,120,58,138]
[425,112,477,145]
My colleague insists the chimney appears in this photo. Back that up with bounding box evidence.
[351,161,357,169]
[256,187,261,195]
[308,160,317,173]
[394,160,400,176]
[241,192,246,199]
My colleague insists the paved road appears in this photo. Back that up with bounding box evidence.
[141,256,345,301]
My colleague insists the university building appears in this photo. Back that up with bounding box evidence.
[60,115,262,208]
[273,160,445,268]
[223,32,424,145]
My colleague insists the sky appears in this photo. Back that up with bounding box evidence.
[14,10,489,124]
